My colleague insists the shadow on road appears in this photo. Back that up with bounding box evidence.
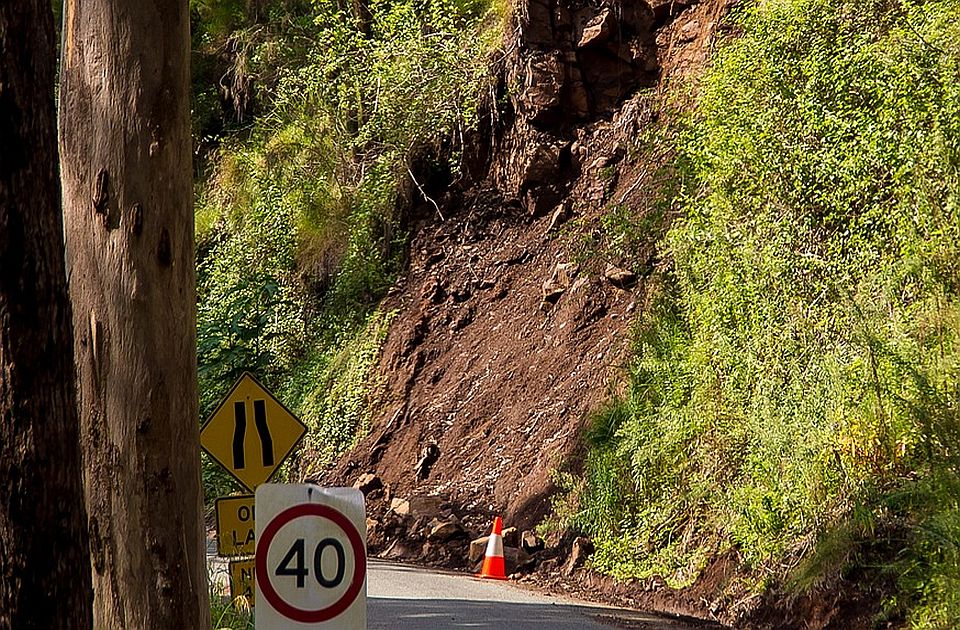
[369,597,691,629]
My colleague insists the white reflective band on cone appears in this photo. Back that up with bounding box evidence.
[485,534,504,557]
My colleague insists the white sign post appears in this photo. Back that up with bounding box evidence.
[255,484,367,629]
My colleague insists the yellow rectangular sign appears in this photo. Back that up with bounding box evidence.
[229,558,255,607]
[215,495,256,557]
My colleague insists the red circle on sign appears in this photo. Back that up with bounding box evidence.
[256,503,366,623]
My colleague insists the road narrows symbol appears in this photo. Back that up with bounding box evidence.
[232,399,275,470]
[254,399,274,466]
[233,401,246,469]
[200,372,307,492]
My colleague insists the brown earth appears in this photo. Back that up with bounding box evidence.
[314,0,895,628]
[323,0,727,537]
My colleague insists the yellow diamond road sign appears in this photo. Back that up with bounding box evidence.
[201,373,307,492]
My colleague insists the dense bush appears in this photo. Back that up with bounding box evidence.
[574,0,960,624]
[195,0,502,498]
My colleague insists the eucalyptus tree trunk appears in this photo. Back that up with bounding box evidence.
[0,1,93,628]
[59,1,211,627]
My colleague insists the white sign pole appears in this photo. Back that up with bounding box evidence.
[255,484,367,629]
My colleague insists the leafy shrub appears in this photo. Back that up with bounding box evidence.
[574,0,960,622]
[282,308,396,477]
[195,0,503,496]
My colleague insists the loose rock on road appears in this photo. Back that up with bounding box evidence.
[368,560,709,629]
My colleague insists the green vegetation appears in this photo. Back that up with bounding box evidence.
[191,0,960,623]
[210,591,254,630]
[193,0,503,499]
[571,0,960,624]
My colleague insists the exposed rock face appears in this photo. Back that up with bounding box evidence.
[493,0,660,215]
[512,0,657,123]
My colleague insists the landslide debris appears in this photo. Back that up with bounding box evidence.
[318,0,737,618]
[324,0,728,525]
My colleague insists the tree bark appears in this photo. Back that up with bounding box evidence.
[0,1,93,629]
[59,1,212,628]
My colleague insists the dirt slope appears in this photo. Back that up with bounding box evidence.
[322,0,730,586]
[330,184,637,529]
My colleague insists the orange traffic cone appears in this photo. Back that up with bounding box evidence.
[477,516,508,580]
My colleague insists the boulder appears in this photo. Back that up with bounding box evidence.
[353,473,383,496]
[521,530,544,554]
[542,262,578,305]
[564,536,594,576]
[380,539,417,560]
[468,536,490,563]
[390,495,446,519]
[578,9,616,48]
[427,517,467,543]
[501,527,519,548]
[504,546,534,573]
[389,498,411,516]
[604,263,637,288]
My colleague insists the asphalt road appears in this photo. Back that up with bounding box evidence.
[367,560,705,630]
[207,542,709,629]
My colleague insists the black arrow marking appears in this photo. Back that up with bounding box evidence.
[233,401,246,469]
[253,399,274,467]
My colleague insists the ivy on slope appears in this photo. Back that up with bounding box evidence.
[195,0,502,497]
[574,0,960,624]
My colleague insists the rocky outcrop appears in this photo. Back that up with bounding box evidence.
[512,0,657,124]
[492,0,660,216]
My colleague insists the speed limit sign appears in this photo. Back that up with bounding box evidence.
[255,484,367,628]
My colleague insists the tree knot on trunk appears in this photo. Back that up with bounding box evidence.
[93,169,109,215]
[92,169,121,230]
[130,203,144,237]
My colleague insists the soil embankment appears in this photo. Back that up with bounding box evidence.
[322,0,740,624]
[326,0,728,525]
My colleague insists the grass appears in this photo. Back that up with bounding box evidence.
[566,0,960,624]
